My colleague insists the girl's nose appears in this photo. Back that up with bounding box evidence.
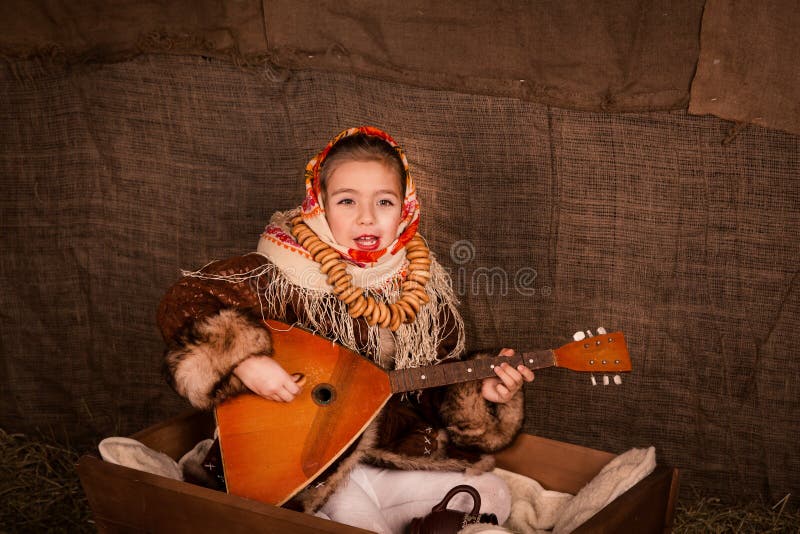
[358,205,375,225]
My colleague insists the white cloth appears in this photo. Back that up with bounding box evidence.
[493,468,572,533]
[318,464,512,534]
[98,437,183,480]
[98,436,214,482]
[553,446,656,533]
[477,446,656,534]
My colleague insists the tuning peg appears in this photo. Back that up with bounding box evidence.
[613,375,622,385]
[573,331,586,341]
[585,330,594,338]
[602,375,610,386]
[590,374,597,386]
[597,327,607,335]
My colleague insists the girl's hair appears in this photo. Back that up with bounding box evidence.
[319,134,407,197]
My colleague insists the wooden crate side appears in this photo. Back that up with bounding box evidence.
[76,455,370,533]
[663,467,681,532]
[573,465,678,533]
[496,434,680,533]
[495,433,616,493]
[90,414,679,533]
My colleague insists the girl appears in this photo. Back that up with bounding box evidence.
[157,126,534,533]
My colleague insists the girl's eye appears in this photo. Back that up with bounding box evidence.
[378,199,395,207]
[337,198,354,205]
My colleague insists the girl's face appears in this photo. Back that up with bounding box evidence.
[324,160,403,252]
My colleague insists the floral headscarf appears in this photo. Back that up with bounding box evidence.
[300,126,421,266]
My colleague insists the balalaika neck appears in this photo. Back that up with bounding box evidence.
[387,350,556,394]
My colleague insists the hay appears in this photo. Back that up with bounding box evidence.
[1,428,799,532]
[674,492,800,533]
[0,429,93,533]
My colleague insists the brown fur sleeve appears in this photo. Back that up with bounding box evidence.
[157,254,278,409]
[164,308,272,409]
[437,352,525,452]
[157,254,268,344]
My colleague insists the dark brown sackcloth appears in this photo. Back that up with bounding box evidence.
[3,1,798,133]
[689,1,800,136]
[0,0,703,112]
[1,55,798,504]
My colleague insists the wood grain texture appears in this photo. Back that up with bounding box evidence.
[77,455,372,533]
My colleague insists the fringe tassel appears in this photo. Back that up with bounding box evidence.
[182,257,465,369]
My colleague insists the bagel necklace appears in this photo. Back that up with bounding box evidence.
[290,215,432,331]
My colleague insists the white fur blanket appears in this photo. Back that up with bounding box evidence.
[478,446,656,533]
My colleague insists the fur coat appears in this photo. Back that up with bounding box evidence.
[157,253,525,511]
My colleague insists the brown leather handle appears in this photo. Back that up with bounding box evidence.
[431,484,481,516]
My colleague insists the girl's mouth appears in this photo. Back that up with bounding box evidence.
[353,235,380,250]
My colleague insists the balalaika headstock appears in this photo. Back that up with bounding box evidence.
[553,327,631,385]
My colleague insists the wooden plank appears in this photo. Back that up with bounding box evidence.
[77,455,371,533]
[664,467,681,532]
[495,433,616,494]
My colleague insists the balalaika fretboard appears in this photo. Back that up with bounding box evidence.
[387,349,556,394]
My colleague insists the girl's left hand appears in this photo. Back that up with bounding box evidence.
[481,348,535,403]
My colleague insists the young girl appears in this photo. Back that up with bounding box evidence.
[157,126,534,533]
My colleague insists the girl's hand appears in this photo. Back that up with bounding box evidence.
[481,348,535,404]
[234,356,304,402]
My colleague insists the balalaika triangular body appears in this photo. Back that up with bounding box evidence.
[215,319,631,506]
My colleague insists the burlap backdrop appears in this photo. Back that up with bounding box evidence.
[1,55,798,502]
[3,1,799,134]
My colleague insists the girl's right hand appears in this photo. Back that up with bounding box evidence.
[233,356,304,402]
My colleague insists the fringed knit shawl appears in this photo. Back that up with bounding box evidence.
[255,211,464,369]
